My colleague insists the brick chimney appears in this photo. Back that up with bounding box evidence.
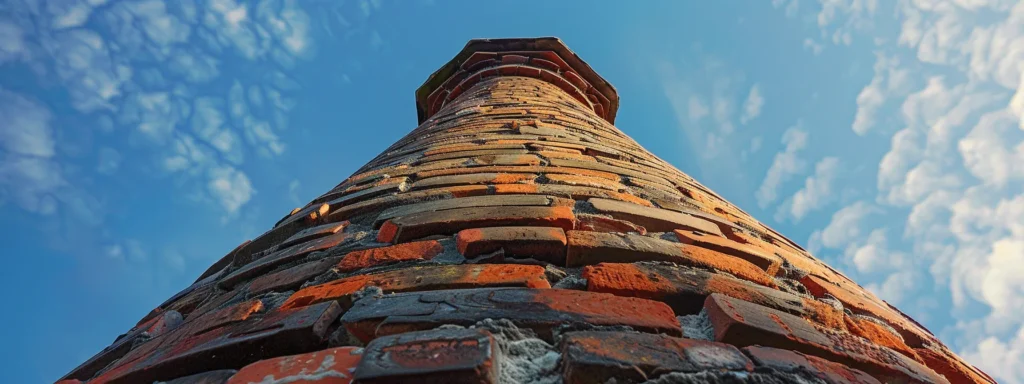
[61,37,992,384]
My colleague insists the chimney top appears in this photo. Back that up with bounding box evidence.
[415,37,619,124]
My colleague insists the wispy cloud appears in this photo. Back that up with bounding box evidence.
[778,156,841,221]
[755,125,808,208]
[740,84,764,124]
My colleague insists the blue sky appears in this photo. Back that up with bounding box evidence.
[1,1,1022,382]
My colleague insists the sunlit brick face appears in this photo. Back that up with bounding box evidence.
[61,37,993,384]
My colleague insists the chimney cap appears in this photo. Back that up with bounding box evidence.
[415,37,619,124]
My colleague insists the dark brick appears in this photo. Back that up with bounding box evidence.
[456,226,567,264]
[247,256,341,296]
[704,294,947,384]
[376,206,575,244]
[355,328,498,384]
[743,346,881,384]
[164,370,237,384]
[279,221,347,249]
[561,331,752,384]
[374,194,551,228]
[91,302,341,384]
[219,231,353,289]
[588,197,724,235]
[341,288,680,342]
[281,264,550,310]
[58,310,183,381]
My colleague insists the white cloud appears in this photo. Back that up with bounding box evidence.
[783,156,841,220]
[688,96,709,122]
[288,179,301,204]
[0,89,62,215]
[740,84,764,124]
[785,1,1024,381]
[207,165,254,214]
[756,125,808,208]
[808,200,880,252]
[852,53,912,135]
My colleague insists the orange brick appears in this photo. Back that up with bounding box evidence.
[280,264,550,310]
[675,229,782,275]
[336,240,444,273]
[915,347,996,384]
[228,346,362,384]
[845,315,920,361]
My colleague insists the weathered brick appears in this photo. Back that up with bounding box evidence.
[802,274,932,347]
[915,347,996,384]
[411,172,536,190]
[675,229,782,275]
[704,294,947,384]
[544,173,624,191]
[341,288,680,342]
[247,256,341,296]
[373,194,551,228]
[743,346,881,384]
[456,226,567,264]
[588,197,724,236]
[278,221,347,249]
[355,328,498,384]
[59,310,184,381]
[164,370,237,384]
[335,240,444,273]
[576,214,647,234]
[560,331,753,384]
[227,346,362,384]
[844,315,919,361]
[281,264,550,310]
[565,231,775,286]
[220,231,352,289]
[91,302,341,384]
[377,206,575,243]
[188,299,264,335]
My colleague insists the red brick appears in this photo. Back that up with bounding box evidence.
[565,231,775,287]
[341,288,681,342]
[560,331,752,384]
[336,240,444,273]
[576,214,647,234]
[801,274,932,348]
[461,52,498,70]
[247,256,341,296]
[228,346,362,384]
[456,226,566,264]
[675,229,782,275]
[280,264,550,310]
[91,302,341,384]
[278,221,347,248]
[355,328,498,384]
[588,197,724,235]
[915,347,995,384]
[704,294,947,384]
[743,346,881,384]
[376,206,575,244]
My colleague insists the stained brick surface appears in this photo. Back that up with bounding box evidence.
[64,37,988,384]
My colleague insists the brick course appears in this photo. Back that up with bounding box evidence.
[63,37,989,384]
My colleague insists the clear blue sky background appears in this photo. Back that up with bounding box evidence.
[2,1,1023,383]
